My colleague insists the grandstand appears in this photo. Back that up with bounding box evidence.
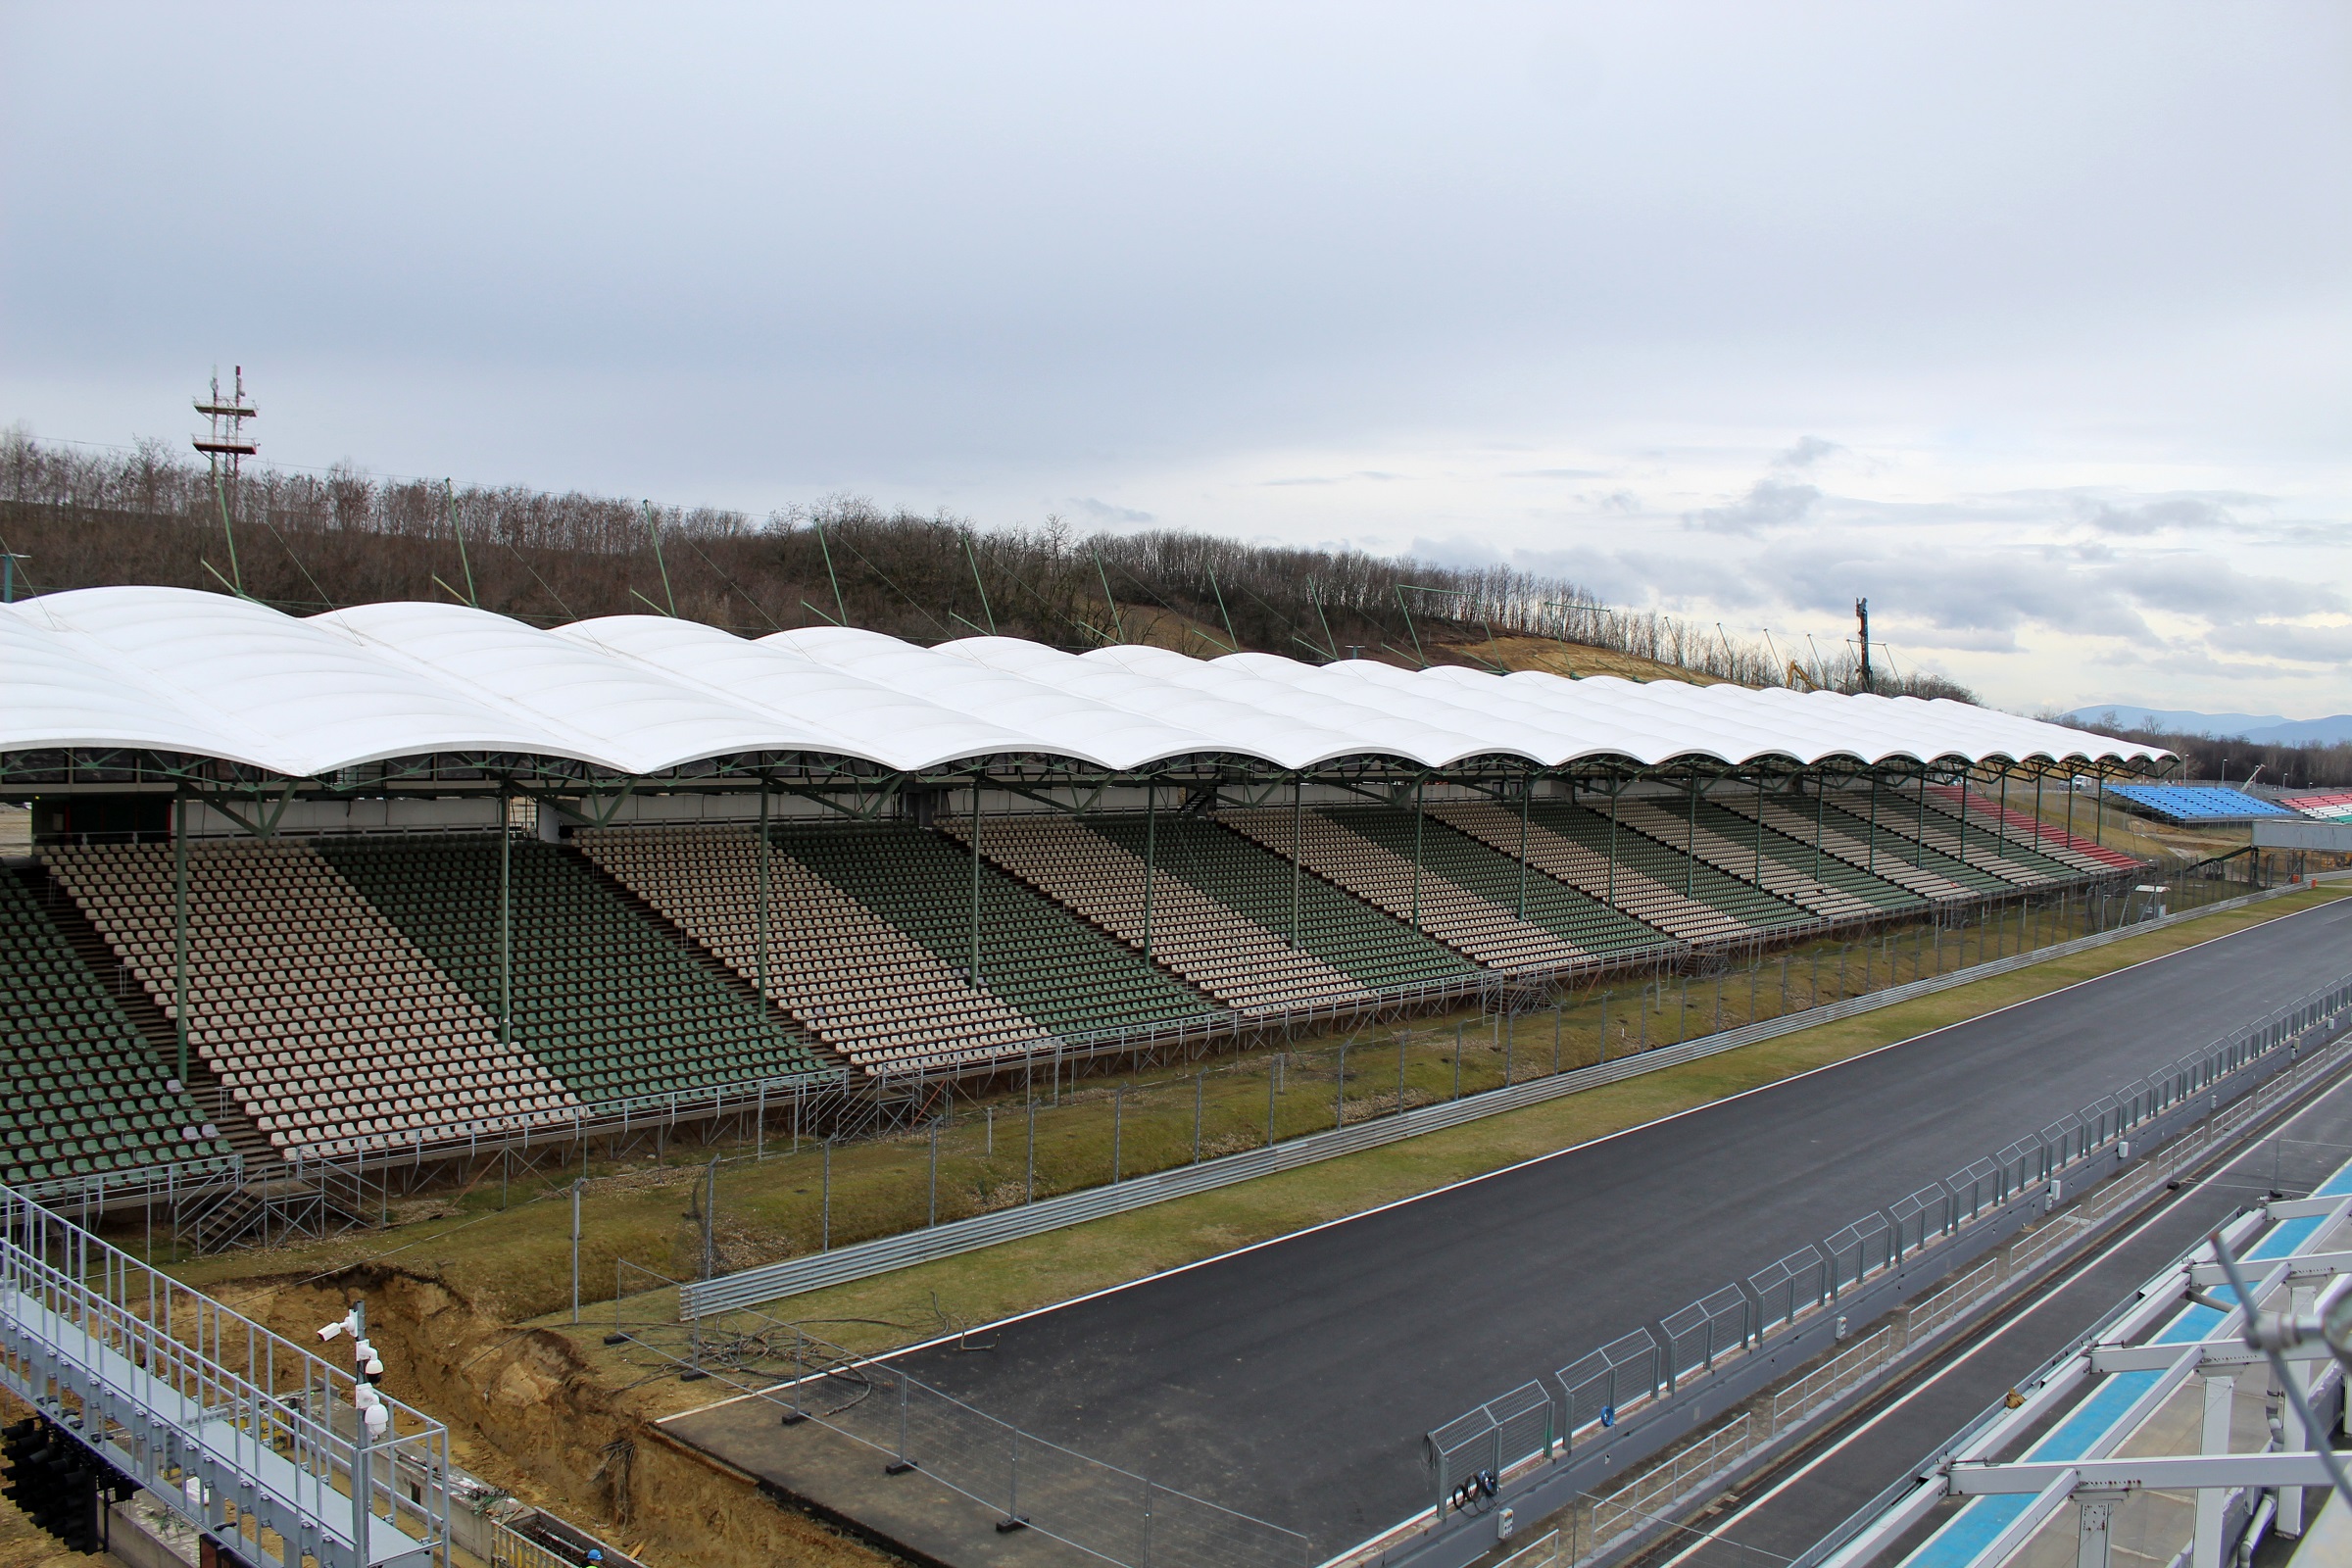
[2104,782,2295,823]
[2283,789,2352,823]
[0,586,2175,1218]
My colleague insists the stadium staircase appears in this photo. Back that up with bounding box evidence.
[1084,814,1475,994]
[1216,808,1589,972]
[935,814,1373,1015]
[318,836,832,1103]
[1523,801,1818,939]
[1319,804,1669,958]
[776,822,1213,1040]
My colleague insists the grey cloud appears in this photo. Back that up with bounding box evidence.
[2205,622,2352,665]
[2075,495,2236,536]
[1775,436,1841,469]
[1684,476,1820,535]
[1067,496,1156,524]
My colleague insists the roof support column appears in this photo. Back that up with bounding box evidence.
[1410,774,1425,932]
[1290,774,1302,951]
[1916,763,1930,870]
[1143,779,1157,965]
[1686,768,1699,898]
[1754,767,1766,886]
[2065,761,2077,849]
[1955,763,1966,865]
[173,788,188,1088]
[757,779,771,1007]
[970,770,984,986]
[1516,766,1532,920]
[2094,761,2106,846]
[1609,770,1624,909]
[1813,770,1825,881]
[499,787,512,1054]
[1866,765,1879,876]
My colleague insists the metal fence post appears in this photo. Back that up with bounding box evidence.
[887,1371,914,1474]
[1026,1102,1036,1201]
[1193,1073,1203,1164]
[821,1140,832,1251]
[1453,1023,1463,1098]
[1112,1084,1123,1184]
[1337,1040,1348,1129]
[569,1179,582,1324]
[928,1125,939,1226]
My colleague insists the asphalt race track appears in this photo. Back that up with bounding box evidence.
[719,897,2352,1555]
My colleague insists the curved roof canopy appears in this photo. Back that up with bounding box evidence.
[0,588,2171,779]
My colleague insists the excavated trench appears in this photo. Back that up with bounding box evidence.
[209,1265,898,1568]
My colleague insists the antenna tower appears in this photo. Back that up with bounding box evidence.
[1853,597,1871,693]
[193,366,259,593]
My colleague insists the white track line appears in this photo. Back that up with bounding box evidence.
[1651,1058,2352,1568]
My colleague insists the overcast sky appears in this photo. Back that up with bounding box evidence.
[5,3,2347,717]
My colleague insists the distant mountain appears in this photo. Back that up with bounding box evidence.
[2066,706,2352,746]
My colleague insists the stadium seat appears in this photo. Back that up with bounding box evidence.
[41,841,578,1160]
[318,836,832,1102]
[0,875,234,1186]
[935,813,1374,1015]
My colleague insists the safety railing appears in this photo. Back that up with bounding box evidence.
[0,1187,450,1568]
[1414,967,2352,1557]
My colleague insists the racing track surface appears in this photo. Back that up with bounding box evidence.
[680,896,2352,1556]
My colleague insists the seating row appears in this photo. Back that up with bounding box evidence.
[938,814,1372,1015]
[42,843,577,1159]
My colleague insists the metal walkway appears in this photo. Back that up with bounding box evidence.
[0,1190,448,1568]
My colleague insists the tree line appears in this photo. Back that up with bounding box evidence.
[0,430,1972,700]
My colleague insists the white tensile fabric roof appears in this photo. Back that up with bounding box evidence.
[1,587,2170,779]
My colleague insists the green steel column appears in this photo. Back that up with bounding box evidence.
[757,785,772,1004]
[1290,777,1302,950]
[1916,768,1929,869]
[1516,768,1531,919]
[970,774,983,983]
[1956,768,1966,865]
[172,792,188,1086]
[1754,772,1766,885]
[1410,776,1425,931]
[1142,783,1156,964]
[1813,780,1825,880]
[2093,762,2105,845]
[2032,768,2042,852]
[499,793,512,1051]
[1685,772,1697,897]
[1608,777,1621,907]
[1866,772,1878,875]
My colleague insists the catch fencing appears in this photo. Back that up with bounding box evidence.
[681,872,2289,1317]
[1410,968,2352,1566]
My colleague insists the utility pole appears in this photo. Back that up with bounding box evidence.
[192,367,258,593]
[1853,598,1871,693]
